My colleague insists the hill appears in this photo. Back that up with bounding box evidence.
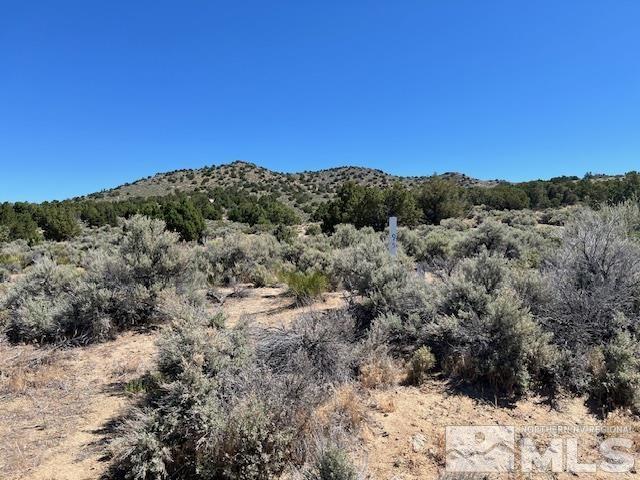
[88,161,497,206]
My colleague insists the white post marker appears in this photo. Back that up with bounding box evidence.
[389,216,397,258]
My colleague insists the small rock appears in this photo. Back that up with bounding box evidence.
[411,433,427,452]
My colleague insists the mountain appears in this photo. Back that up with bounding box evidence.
[88,160,497,207]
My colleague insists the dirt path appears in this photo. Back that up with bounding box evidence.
[1,332,157,480]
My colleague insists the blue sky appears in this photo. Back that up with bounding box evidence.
[1,1,639,202]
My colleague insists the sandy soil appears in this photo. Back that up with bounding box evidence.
[0,332,157,480]
[363,382,640,479]
[1,288,639,480]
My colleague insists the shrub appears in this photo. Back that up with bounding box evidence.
[204,232,282,286]
[256,311,357,387]
[358,350,396,389]
[112,300,358,480]
[2,258,79,343]
[438,252,507,318]
[272,224,296,243]
[304,446,359,480]
[541,204,640,394]
[508,268,550,316]
[162,197,205,241]
[39,205,81,241]
[329,224,377,249]
[398,226,458,264]
[407,346,435,386]
[111,300,287,480]
[2,215,198,344]
[416,178,467,224]
[454,220,523,259]
[318,182,419,232]
[305,224,322,236]
[588,329,640,412]
[285,239,335,285]
[282,270,328,305]
[0,267,9,283]
[313,384,366,435]
[85,215,197,335]
[430,291,556,395]
[333,233,433,321]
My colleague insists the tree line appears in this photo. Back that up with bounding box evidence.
[317,171,640,231]
[0,188,299,243]
[2,171,640,241]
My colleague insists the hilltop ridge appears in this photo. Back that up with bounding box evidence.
[89,161,497,200]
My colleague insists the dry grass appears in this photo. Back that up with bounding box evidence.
[359,354,396,390]
[373,394,396,414]
[315,384,368,434]
[0,332,157,480]
[603,409,640,454]
[0,339,82,478]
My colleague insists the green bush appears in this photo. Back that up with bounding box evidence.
[416,178,467,225]
[162,197,205,241]
[305,224,322,235]
[282,270,328,304]
[38,205,81,241]
[407,346,436,385]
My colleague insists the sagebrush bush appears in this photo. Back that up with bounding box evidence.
[2,215,199,344]
[112,299,360,479]
[256,311,358,387]
[398,226,459,271]
[540,204,640,395]
[305,224,322,236]
[430,291,556,395]
[111,298,289,480]
[283,236,336,285]
[204,232,282,286]
[0,240,33,273]
[543,205,640,351]
[438,252,507,318]
[454,220,523,259]
[587,328,640,412]
[329,224,377,249]
[333,233,434,321]
[2,257,80,343]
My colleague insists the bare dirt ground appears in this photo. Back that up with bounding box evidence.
[1,287,639,480]
[363,384,640,479]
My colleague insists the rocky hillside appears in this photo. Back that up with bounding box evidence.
[88,161,496,205]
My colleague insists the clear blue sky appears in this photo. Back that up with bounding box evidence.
[1,1,639,202]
